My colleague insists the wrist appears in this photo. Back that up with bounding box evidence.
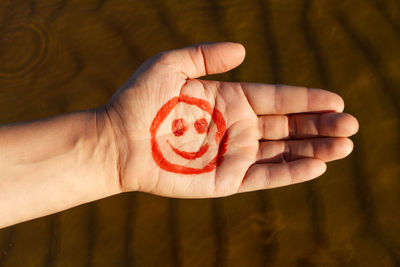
[92,108,124,196]
[98,101,141,193]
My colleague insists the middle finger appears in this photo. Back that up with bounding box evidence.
[258,112,359,140]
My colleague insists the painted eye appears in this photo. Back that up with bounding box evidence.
[172,118,187,136]
[194,118,208,134]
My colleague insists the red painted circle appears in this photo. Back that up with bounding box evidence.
[172,118,187,136]
[150,95,228,174]
[194,118,208,134]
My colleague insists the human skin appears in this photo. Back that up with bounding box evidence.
[0,42,359,228]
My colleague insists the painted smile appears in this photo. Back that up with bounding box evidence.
[166,140,209,160]
[150,95,227,174]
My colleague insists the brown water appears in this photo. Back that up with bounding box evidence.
[0,0,399,266]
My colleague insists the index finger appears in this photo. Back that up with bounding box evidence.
[240,83,344,115]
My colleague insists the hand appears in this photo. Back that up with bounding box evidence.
[102,42,359,198]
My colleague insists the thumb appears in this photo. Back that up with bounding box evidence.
[158,42,246,78]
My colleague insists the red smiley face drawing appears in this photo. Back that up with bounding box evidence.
[150,95,228,174]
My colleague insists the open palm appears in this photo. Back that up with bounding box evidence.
[104,42,358,198]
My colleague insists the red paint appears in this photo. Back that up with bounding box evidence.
[150,95,227,174]
[167,140,209,160]
[172,118,187,136]
[194,118,208,134]
[216,133,228,166]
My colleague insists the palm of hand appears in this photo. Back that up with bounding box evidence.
[105,43,358,198]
